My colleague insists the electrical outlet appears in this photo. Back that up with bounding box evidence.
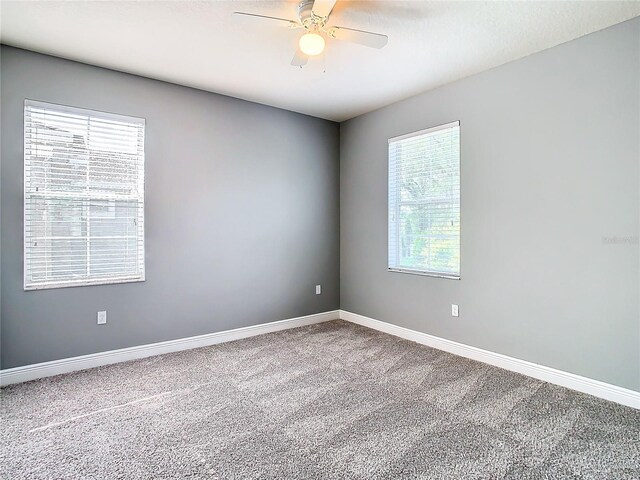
[97,311,107,325]
[451,304,459,317]
[315,285,321,295]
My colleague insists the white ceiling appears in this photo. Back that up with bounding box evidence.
[1,1,638,121]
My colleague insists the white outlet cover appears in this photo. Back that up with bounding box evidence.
[451,305,459,317]
[315,285,321,295]
[97,311,107,325]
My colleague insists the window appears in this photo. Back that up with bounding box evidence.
[24,100,145,290]
[388,121,460,279]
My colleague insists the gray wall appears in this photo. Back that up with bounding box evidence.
[1,46,340,369]
[340,19,640,391]
[2,20,639,392]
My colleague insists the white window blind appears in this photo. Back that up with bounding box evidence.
[24,100,145,290]
[388,121,460,279]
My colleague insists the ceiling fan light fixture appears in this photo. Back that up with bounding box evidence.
[299,32,325,56]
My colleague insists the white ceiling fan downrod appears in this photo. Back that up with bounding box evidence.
[297,0,328,32]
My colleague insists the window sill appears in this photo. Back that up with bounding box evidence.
[388,268,460,280]
[24,276,145,291]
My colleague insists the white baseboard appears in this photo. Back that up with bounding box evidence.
[340,310,640,409]
[4,308,638,410]
[0,310,339,387]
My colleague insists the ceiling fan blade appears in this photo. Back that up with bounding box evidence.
[312,0,337,18]
[233,12,300,28]
[291,50,308,67]
[326,26,388,49]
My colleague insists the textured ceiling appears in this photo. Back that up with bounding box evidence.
[1,1,638,121]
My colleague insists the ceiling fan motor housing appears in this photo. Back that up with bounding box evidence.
[298,0,327,31]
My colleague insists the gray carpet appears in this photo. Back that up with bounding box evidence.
[1,320,639,479]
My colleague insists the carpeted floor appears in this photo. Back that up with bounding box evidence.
[1,320,639,479]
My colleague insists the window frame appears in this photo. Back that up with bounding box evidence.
[23,99,146,291]
[387,120,461,280]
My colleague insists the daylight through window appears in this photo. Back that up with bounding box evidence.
[24,100,145,290]
[388,121,460,278]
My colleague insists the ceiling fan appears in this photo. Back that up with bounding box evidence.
[234,0,388,67]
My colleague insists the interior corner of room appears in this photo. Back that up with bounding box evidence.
[0,1,639,478]
[1,0,638,417]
